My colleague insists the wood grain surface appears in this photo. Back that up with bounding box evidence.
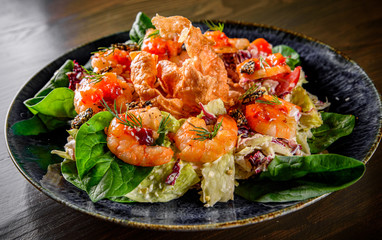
[1,0,381,239]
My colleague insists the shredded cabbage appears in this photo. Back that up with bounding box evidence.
[126,160,199,202]
[200,153,235,207]
[291,86,323,129]
[200,98,226,116]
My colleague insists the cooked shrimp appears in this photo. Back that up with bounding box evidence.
[91,45,134,80]
[174,115,238,163]
[74,72,134,114]
[245,95,301,139]
[106,107,174,167]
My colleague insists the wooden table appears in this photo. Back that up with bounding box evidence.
[1,0,381,239]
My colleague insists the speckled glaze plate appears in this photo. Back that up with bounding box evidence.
[5,22,382,230]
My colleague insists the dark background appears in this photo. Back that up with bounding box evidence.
[1,0,381,239]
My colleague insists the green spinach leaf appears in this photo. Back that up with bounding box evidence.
[11,114,50,135]
[12,88,76,135]
[129,12,154,45]
[61,159,86,190]
[36,59,74,97]
[272,45,300,70]
[24,87,77,117]
[308,112,355,153]
[235,154,365,202]
[75,111,114,178]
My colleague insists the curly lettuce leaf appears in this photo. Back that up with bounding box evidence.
[308,112,355,153]
[126,161,199,202]
[200,153,235,207]
[235,154,365,202]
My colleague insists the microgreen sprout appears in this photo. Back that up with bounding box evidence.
[205,20,224,32]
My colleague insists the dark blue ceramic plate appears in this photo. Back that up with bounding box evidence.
[5,22,382,230]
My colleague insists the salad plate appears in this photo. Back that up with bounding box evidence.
[5,21,382,230]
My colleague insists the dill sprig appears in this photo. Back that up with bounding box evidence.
[101,99,143,128]
[239,84,259,100]
[83,68,104,84]
[259,56,270,70]
[155,113,171,146]
[157,113,170,135]
[147,29,160,39]
[189,118,223,141]
[205,20,224,32]
[138,29,160,46]
[91,46,116,56]
[255,95,282,105]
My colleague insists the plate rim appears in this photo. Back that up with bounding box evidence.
[5,20,382,231]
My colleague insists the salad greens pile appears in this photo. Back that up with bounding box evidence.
[11,12,365,206]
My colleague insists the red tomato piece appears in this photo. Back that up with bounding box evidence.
[273,66,301,96]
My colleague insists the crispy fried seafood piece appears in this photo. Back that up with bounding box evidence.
[130,15,235,117]
[153,15,232,104]
[130,51,185,117]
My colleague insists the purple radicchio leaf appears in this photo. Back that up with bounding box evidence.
[199,102,217,125]
[165,158,181,185]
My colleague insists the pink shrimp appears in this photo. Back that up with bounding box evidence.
[106,107,174,167]
[173,115,238,163]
